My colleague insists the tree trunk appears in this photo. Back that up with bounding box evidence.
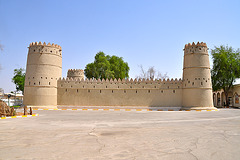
[225,92,229,107]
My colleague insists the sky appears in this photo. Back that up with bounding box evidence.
[0,0,240,93]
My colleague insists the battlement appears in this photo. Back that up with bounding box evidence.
[29,42,62,49]
[59,77,182,83]
[68,69,84,72]
[184,42,207,49]
[67,69,84,80]
[28,41,62,57]
[183,42,209,55]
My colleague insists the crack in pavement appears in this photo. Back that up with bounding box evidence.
[88,127,105,153]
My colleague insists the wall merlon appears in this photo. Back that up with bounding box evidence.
[29,41,62,49]
[58,77,183,86]
[184,42,207,49]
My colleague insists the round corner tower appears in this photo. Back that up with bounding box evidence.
[67,69,84,80]
[181,42,216,110]
[23,42,62,109]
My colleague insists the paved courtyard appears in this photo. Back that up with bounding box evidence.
[0,109,240,160]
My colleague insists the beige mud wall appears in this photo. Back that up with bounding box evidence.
[57,79,182,107]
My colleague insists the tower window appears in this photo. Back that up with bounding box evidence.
[65,89,67,92]
[112,90,114,93]
[34,83,36,85]
[192,82,194,86]
[124,90,126,93]
[88,90,90,93]
[106,86,107,88]
[100,90,101,93]
[77,89,78,93]
[173,90,175,93]
[49,82,51,85]
[161,90,163,93]
[39,82,40,85]
[148,90,150,93]
[29,82,30,85]
[136,90,138,93]
[201,82,203,85]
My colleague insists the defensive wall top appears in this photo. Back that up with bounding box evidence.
[29,41,62,49]
[59,77,182,83]
[184,42,207,49]
[68,69,84,72]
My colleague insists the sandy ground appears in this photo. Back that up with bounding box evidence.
[0,109,240,160]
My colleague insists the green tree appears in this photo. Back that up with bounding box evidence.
[211,45,240,107]
[84,51,129,80]
[12,68,25,94]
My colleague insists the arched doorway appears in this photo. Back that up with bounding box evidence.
[234,92,239,107]
[217,92,220,106]
[213,93,216,106]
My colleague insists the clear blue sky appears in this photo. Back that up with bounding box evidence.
[0,0,240,93]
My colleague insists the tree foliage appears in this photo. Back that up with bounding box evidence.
[211,45,240,106]
[12,68,25,94]
[136,65,168,80]
[84,51,129,80]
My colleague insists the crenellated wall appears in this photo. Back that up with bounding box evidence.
[57,78,183,107]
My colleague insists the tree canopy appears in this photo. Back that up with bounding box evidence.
[84,51,129,80]
[12,68,25,94]
[211,45,240,106]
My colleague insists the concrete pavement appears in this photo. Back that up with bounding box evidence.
[0,109,240,160]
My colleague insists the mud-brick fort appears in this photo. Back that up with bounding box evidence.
[23,42,217,110]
